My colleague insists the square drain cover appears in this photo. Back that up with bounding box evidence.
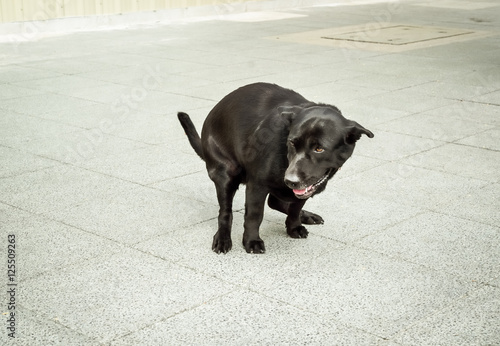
[266,23,494,52]
[413,0,499,10]
[321,25,473,46]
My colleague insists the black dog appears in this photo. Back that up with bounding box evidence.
[178,83,373,254]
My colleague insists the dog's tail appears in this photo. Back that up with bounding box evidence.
[177,112,204,160]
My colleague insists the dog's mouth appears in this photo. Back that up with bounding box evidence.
[292,173,330,199]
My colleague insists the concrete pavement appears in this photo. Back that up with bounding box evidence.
[1,0,499,344]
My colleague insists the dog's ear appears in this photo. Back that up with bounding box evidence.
[345,122,374,144]
[278,105,303,122]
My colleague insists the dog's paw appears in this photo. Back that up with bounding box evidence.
[300,210,324,225]
[287,225,309,238]
[212,233,232,254]
[243,238,266,254]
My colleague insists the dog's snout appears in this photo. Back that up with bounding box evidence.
[284,172,301,189]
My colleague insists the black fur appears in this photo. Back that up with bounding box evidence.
[178,83,373,254]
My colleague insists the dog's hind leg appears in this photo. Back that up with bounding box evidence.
[267,195,324,226]
[209,167,241,254]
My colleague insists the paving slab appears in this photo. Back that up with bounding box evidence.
[134,211,341,265]
[441,182,500,229]
[393,285,500,346]
[60,83,135,105]
[0,165,138,214]
[360,89,458,114]
[0,84,46,100]
[0,112,81,148]
[297,80,389,104]
[0,65,65,82]
[0,92,97,115]
[0,209,125,282]
[42,184,218,245]
[0,146,58,178]
[148,213,478,338]
[457,127,500,151]
[110,289,384,346]
[256,247,476,339]
[472,89,500,105]
[10,74,114,94]
[304,188,425,243]
[400,143,500,182]
[338,101,412,127]
[21,248,235,343]
[21,57,123,75]
[151,170,247,211]
[0,307,99,345]
[79,143,205,185]
[338,162,489,210]
[417,100,500,127]
[353,130,445,161]
[135,91,216,115]
[356,211,500,283]
[107,112,191,144]
[17,130,148,164]
[402,80,498,101]
[30,102,121,129]
[374,108,495,142]
[134,213,478,338]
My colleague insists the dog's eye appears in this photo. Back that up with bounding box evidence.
[314,146,325,153]
[289,139,295,147]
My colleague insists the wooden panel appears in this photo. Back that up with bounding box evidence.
[0,0,250,23]
[81,0,97,16]
[63,0,86,18]
[168,0,193,8]
[23,0,61,21]
[20,0,39,21]
[0,0,23,22]
[47,0,65,19]
[101,0,123,15]
[137,0,153,12]
[94,0,103,15]
[155,0,167,10]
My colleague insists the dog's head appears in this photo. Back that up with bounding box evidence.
[279,105,374,199]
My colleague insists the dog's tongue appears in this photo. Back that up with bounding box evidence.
[293,185,312,195]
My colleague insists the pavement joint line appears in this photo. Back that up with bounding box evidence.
[388,283,497,340]
[18,304,99,343]
[396,152,497,184]
[145,169,206,186]
[106,287,242,343]
[347,209,429,244]
[347,240,489,289]
[450,136,500,153]
[459,99,500,107]
[425,204,500,236]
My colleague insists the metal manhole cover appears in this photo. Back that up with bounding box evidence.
[265,23,495,52]
[413,0,499,10]
[321,25,474,46]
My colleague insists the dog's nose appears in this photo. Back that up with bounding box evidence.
[284,173,301,189]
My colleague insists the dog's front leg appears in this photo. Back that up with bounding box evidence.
[243,183,268,254]
[285,200,309,238]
